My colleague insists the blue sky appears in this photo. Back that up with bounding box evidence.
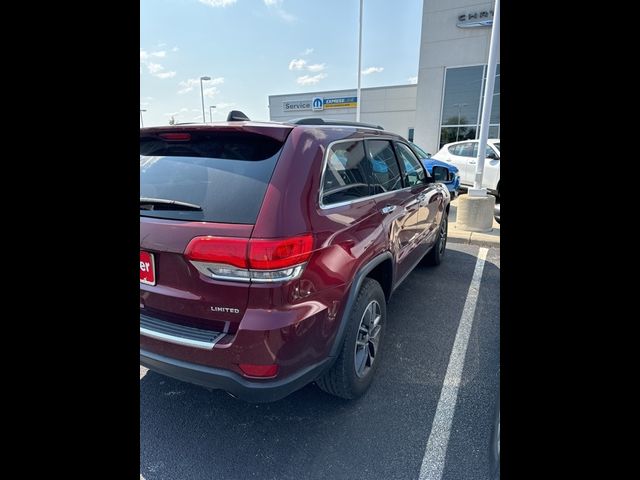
[140,0,423,126]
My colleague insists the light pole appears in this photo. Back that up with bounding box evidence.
[473,0,500,190]
[453,103,468,141]
[140,109,146,127]
[209,105,216,123]
[200,76,211,123]
[356,0,363,121]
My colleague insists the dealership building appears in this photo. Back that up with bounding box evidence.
[268,0,499,155]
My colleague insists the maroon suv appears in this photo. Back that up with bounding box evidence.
[140,115,450,402]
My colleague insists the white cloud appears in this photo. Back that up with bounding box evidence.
[306,63,325,72]
[164,112,179,117]
[199,0,237,7]
[302,48,313,56]
[178,77,224,94]
[180,107,189,112]
[289,58,306,70]
[297,73,327,85]
[141,49,176,79]
[408,76,418,84]
[158,42,167,47]
[155,71,176,79]
[172,46,179,52]
[147,63,164,74]
[264,0,296,22]
[362,66,384,75]
[204,86,220,98]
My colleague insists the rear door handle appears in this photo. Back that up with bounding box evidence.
[381,205,396,214]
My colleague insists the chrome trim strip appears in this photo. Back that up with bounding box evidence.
[140,327,219,350]
[189,260,307,283]
[317,137,425,211]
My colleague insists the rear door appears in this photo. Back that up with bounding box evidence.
[470,142,500,190]
[365,139,422,283]
[394,141,440,254]
[139,128,289,334]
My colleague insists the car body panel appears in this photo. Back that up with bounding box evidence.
[432,138,500,191]
[140,122,450,400]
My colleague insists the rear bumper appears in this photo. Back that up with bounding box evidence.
[140,349,333,403]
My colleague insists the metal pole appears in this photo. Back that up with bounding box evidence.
[209,105,216,123]
[473,0,500,190]
[140,109,146,127]
[356,0,363,121]
[200,79,206,123]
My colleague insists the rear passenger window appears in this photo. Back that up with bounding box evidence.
[321,141,372,206]
[366,140,403,194]
[458,142,475,157]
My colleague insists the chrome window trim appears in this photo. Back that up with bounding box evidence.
[318,136,413,211]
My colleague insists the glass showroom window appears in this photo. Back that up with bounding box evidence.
[439,64,500,148]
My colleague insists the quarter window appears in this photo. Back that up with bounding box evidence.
[365,140,403,194]
[321,141,372,206]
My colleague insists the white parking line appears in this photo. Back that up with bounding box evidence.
[418,247,489,480]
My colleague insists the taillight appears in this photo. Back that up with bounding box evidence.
[184,236,248,268]
[159,132,191,141]
[248,235,313,270]
[184,234,314,283]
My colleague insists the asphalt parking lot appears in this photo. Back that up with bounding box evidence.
[140,243,500,480]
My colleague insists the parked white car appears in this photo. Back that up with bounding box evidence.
[432,139,500,198]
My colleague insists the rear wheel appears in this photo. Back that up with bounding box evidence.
[423,211,448,266]
[316,278,386,399]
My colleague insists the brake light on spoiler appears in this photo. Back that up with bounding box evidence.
[185,234,314,283]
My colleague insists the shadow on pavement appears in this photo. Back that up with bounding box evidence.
[140,247,499,480]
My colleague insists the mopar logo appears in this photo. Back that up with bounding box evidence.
[312,97,324,111]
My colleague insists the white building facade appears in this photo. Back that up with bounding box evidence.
[268,85,418,141]
[268,0,499,155]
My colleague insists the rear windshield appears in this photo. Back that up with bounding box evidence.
[140,131,284,224]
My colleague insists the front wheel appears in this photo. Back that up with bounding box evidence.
[423,211,448,266]
[315,278,386,400]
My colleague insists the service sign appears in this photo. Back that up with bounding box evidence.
[283,100,312,112]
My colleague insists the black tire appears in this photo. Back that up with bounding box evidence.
[423,211,448,266]
[316,278,386,400]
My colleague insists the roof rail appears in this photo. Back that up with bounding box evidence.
[289,117,384,130]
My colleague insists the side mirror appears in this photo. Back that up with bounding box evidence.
[431,166,449,182]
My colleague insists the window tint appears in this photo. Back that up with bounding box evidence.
[448,144,459,155]
[140,131,283,223]
[471,143,499,158]
[395,142,426,187]
[321,141,372,205]
[458,142,475,157]
[366,140,403,194]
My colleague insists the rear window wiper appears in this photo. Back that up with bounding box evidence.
[140,197,203,211]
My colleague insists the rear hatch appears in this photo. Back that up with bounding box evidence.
[139,125,292,334]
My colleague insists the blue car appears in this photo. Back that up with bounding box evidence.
[409,142,460,197]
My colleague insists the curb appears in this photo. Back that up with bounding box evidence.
[448,227,500,248]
